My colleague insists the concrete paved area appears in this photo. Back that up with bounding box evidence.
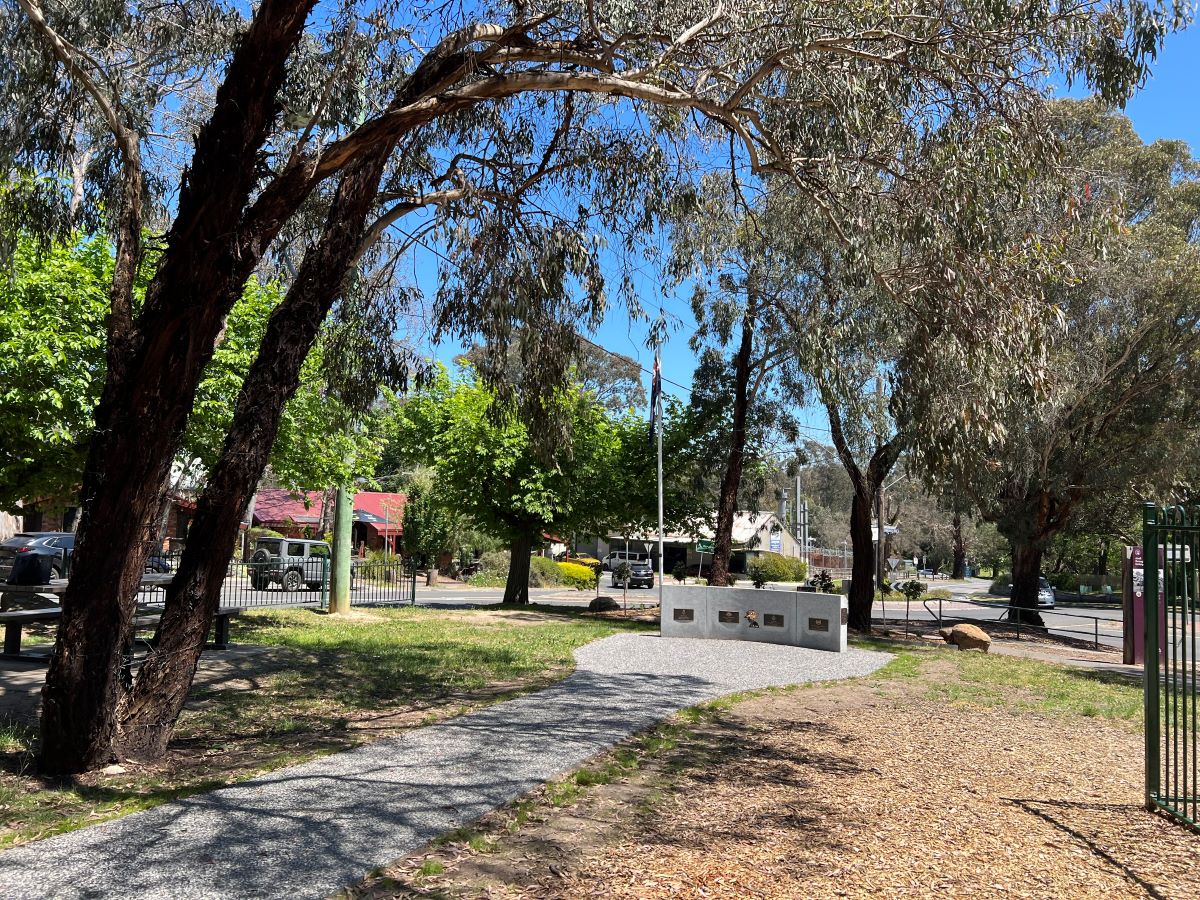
[0,634,889,900]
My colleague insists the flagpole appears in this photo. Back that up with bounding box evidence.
[656,352,664,610]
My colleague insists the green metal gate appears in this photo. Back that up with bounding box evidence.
[1143,504,1200,828]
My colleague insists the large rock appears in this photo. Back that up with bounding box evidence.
[939,623,991,652]
[588,596,621,613]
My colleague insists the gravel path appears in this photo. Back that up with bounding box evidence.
[0,634,889,900]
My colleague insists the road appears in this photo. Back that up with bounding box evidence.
[194,573,1122,647]
[872,577,1125,649]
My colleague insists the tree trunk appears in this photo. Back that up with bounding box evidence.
[708,307,755,587]
[1009,540,1046,627]
[823,393,902,633]
[38,0,321,775]
[116,152,392,761]
[951,512,966,579]
[426,568,439,587]
[847,485,876,631]
[504,534,533,604]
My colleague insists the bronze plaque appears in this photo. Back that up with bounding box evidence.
[808,617,830,632]
[841,608,849,625]
[718,610,740,624]
[673,607,694,622]
[764,613,785,628]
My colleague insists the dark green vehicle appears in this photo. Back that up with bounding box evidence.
[249,538,330,591]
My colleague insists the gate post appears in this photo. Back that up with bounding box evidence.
[1144,503,1161,811]
[320,556,330,611]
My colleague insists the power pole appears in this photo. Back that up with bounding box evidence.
[329,485,352,614]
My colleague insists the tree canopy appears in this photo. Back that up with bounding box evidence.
[916,100,1200,613]
[0,231,108,510]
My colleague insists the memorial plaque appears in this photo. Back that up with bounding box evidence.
[808,617,830,632]
[673,607,695,622]
[718,610,740,624]
[764,613,785,628]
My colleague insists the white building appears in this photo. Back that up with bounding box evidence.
[579,511,804,574]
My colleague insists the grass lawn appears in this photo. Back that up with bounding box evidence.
[346,639,1198,900]
[0,605,651,850]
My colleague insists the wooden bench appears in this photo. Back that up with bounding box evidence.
[0,606,240,661]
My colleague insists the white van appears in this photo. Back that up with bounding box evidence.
[603,550,649,572]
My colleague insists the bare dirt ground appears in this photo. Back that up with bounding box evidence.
[344,645,1199,900]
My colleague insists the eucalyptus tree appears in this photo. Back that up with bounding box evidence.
[671,182,804,585]
[3,0,1181,772]
[912,101,1200,621]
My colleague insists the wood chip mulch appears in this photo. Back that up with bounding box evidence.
[347,665,1200,900]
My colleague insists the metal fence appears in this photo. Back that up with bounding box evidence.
[916,593,1117,650]
[1144,504,1200,829]
[138,551,416,609]
[350,557,417,606]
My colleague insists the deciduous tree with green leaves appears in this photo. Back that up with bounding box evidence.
[385,365,621,603]
[0,231,108,510]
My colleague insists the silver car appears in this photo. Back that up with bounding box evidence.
[1037,577,1056,608]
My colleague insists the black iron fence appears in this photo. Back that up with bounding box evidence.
[94,547,416,610]
[350,557,417,606]
[1144,504,1200,830]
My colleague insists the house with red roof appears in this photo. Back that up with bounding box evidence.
[251,489,406,553]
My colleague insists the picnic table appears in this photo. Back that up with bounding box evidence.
[0,575,239,663]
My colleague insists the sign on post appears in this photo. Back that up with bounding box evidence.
[887,557,901,570]
[695,539,714,554]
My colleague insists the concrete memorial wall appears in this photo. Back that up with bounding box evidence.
[660,584,847,652]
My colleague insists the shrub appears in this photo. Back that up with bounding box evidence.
[748,561,769,588]
[672,561,688,583]
[746,552,807,586]
[478,550,511,576]
[989,573,1012,595]
[529,555,562,587]
[926,587,952,601]
[557,561,597,590]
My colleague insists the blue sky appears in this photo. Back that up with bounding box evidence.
[421,25,1200,439]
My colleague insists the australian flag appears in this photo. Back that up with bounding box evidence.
[648,350,662,445]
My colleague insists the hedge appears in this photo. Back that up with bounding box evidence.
[746,552,808,586]
[557,561,598,590]
[529,555,561,587]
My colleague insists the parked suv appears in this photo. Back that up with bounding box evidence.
[0,532,74,584]
[611,555,655,589]
[249,538,330,591]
